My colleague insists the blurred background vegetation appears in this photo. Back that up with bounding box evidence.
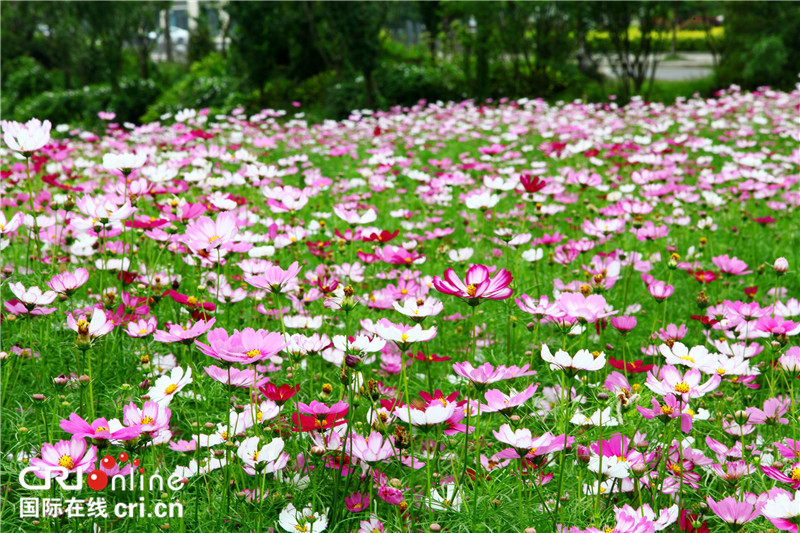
[2,1,799,127]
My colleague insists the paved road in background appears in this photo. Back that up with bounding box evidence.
[598,52,714,81]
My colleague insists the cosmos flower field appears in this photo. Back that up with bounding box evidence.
[2,86,800,533]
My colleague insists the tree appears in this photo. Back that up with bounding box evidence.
[588,1,671,101]
[716,2,800,90]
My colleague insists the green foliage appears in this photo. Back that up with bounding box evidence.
[12,78,160,126]
[142,53,239,123]
[716,1,800,90]
[188,16,217,64]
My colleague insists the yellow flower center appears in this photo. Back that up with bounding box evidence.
[138,328,148,335]
[76,319,88,328]
[141,416,154,425]
[591,350,602,359]
[660,406,673,415]
[187,296,198,305]
[246,349,261,358]
[95,426,109,433]
[209,236,220,243]
[685,409,696,417]
[791,468,800,481]
[400,334,409,342]
[256,411,263,422]
[295,526,308,532]
[59,455,75,469]
[252,451,259,462]
[679,356,694,363]
[669,464,682,474]
[673,382,690,394]
[400,289,408,295]
[466,284,477,297]
[165,384,178,395]
[717,368,726,375]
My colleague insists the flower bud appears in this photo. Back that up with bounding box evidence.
[774,257,789,275]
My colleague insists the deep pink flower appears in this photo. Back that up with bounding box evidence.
[345,492,370,513]
[433,264,513,305]
[59,413,141,441]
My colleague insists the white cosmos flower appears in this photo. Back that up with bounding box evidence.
[448,248,474,262]
[278,504,328,533]
[147,367,193,406]
[103,152,147,171]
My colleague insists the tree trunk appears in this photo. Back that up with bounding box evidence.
[164,9,172,61]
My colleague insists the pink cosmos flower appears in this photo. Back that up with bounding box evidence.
[648,281,674,300]
[46,268,89,296]
[184,212,239,254]
[333,206,378,225]
[74,195,136,223]
[706,496,762,526]
[779,347,800,372]
[452,361,535,385]
[611,315,637,333]
[153,318,216,344]
[9,282,57,309]
[2,118,51,154]
[356,517,385,533]
[349,432,396,464]
[480,384,538,413]
[244,261,302,293]
[761,487,800,532]
[66,308,114,339]
[492,426,570,459]
[556,292,616,323]
[344,492,370,513]
[755,316,800,337]
[433,264,513,305]
[712,254,752,276]
[122,400,171,434]
[195,327,286,364]
[126,316,158,338]
[29,436,97,479]
[645,365,722,402]
[0,211,25,234]
[59,413,141,441]
[636,394,694,433]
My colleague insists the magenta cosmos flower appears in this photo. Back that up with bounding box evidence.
[59,413,141,441]
[244,261,302,294]
[433,264,513,306]
[29,436,97,479]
